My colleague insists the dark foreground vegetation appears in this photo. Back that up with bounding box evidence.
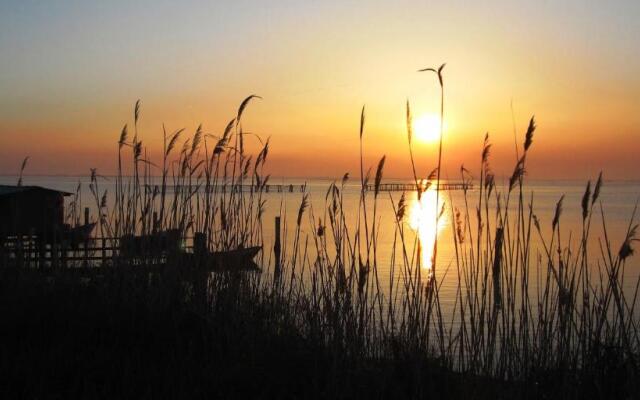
[4,268,633,399]
[1,72,639,398]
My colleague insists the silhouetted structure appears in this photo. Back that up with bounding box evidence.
[365,181,473,192]
[0,185,71,239]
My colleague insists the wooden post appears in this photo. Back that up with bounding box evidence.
[83,207,90,268]
[101,236,106,267]
[194,232,207,258]
[52,230,58,269]
[152,211,158,233]
[273,216,281,285]
[191,232,208,310]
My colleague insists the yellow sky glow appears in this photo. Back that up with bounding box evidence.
[0,2,638,180]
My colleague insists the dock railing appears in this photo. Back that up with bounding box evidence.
[364,181,473,192]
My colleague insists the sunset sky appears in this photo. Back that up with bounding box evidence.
[1,0,638,180]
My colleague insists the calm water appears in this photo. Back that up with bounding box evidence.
[3,175,639,304]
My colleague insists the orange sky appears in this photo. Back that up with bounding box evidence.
[1,1,639,180]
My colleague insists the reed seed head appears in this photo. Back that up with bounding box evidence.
[524,116,535,152]
[119,125,128,149]
[552,195,565,231]
[237,95,261,124]
[374,155,386,198]
[396,192,406,222]
[297,193,309,226]
[134,99,141,125]
[581,180,591,221]
[592,171,603,206]
[619,225,638,261]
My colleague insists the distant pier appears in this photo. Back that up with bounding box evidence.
[153,183,308,194]
[365,182,473,192]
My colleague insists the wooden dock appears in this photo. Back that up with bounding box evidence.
[365,182,473,192]
[0,232,261,271]
[156,183,308,194]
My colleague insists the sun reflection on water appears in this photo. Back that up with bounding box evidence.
[409,185,448,271]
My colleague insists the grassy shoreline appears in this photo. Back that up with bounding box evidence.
[1,90,638,398]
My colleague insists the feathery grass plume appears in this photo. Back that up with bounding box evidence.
[619,225,638,261]
[214,119,235,155]
[552,195,565,231]
[261,139,270,165]
[363,167,372,189]
[17,156,29,187]
[592,171,603,206]
[485,172,495,196]
[262,138,271,166]
[374,155,386,197]
[254,152,264,173]
[419,63,446,87]
[581,180,592,221]
[461,164,471,184]
[427,167,438,182]
[325,183,339,215]
[297,193,309,226]
[133,140,143,161]
[214,138,227,155]
[118,125,128,148]
[190,124,203,159]
[181,138,191,157]
[255,140,269,168]
[508,156,525,192]
[237,95,261,123]
[406,100,413,144]
[243,156,252,178]
[223,118,235,139]
[533,213,541,233]
[437,63,446,85]
[342,172,349,186]
[455,207,464,243]
[166,129,184,157]
[324,181,335,201]
[134,99,141,125]
[396,192,406,221]
[482,132,491,164]
[524,116,536,152]
[360,105,365,139]
[421,167,439,192]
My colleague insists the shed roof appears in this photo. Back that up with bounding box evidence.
[0,185,72,197]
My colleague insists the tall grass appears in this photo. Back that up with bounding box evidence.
[4,84,639,398]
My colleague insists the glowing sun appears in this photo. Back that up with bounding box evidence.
[413,114,442,143]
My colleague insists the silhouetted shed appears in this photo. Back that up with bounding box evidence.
[0,185,71,238]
